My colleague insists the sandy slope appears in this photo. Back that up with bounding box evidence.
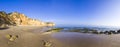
[0,26,120,47]
[0,26,48,47]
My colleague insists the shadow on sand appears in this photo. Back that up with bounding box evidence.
[0,27,9,30]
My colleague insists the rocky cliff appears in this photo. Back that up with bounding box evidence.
[0,11,55,28]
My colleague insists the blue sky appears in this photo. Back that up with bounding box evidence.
[0,0,120,27]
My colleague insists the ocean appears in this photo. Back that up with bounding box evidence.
[54,25,120,33]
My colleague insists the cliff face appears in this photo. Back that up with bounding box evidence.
[0,12,13,26]
[0,11,55,27]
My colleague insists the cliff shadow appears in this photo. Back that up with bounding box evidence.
[0,27,9,30]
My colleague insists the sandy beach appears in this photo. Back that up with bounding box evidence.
[0,26,120,47]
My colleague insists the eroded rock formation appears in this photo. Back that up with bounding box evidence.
[0,11,55,28]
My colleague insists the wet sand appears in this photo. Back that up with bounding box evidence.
[0,26,120,47]
[51,32,120,47]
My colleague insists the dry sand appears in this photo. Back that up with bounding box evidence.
[0,26,120,47]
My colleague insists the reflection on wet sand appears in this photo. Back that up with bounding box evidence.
[51,32,120,47]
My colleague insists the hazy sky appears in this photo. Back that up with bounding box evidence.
[0,0,120,27]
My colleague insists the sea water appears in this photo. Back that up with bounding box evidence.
[54,25,120,32]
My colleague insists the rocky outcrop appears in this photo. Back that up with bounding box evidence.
[46,22,55,26]
[0,11,14,28]
[0,11,55,28]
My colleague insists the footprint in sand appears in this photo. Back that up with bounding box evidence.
[43,40,54,47]
[5,34,19,45]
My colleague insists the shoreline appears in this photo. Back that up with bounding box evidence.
[0,26,120,47]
